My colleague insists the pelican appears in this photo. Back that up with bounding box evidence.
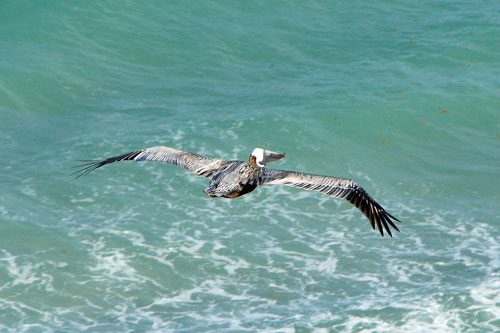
[73,146,400,236]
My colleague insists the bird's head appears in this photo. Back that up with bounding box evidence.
[249,148,286,167]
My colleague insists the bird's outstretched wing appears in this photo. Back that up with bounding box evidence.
[260,168,400,237]
[72,146,229,179]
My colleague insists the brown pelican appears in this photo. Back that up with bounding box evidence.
[74,146,400,236]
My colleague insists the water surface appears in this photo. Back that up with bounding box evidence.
[1,1,499,331]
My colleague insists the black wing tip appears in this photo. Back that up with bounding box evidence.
[360,199,400,237]
[71,150,144,179]
[71,160,103,179]
[376,211,401,237]
[71,158,115,179]
[387,212,401,223]
[346,186,401,238]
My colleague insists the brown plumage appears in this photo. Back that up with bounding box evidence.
[73,146,400,237]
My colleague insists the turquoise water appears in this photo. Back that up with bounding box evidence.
[1,1,500,331]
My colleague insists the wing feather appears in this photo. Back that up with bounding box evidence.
[261,168,400,237]
[72,146,228,179]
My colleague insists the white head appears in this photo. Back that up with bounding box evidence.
[249,148,286,167]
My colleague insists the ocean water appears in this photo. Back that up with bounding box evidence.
[1,1,500,331]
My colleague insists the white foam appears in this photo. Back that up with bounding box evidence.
[86,238,138,281]
[70,197,95,203]
[0,251,40,287]
[470,277,500,321]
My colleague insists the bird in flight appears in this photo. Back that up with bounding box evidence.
[73,146,400,236]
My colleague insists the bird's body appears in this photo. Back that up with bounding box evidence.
[203,161,260,198]
[74,146,400,237]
